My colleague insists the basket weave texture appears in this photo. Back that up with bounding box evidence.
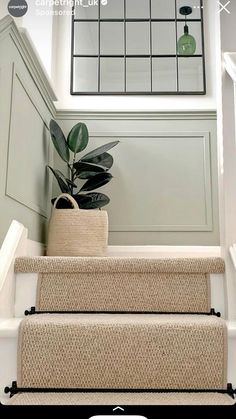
[47,194,108,257]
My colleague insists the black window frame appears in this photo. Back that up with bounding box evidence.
[70,0,206,95]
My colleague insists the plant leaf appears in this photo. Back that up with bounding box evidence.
[67,123,89,154]
[52,193,110,209]
[71,194,94,207]
[77,193,110,209]
[81,152,113,169]
[79,172,113,192]
[48,166,70,194]
[66,178,77,188]
[49,120,70,162]
[77,172,99,180]
[74,161,106,176]
[81,141,119,161]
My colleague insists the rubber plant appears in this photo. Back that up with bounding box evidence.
[48,120,119,209]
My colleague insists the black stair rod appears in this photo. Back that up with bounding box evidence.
[4,382,236,399]
[24,307,221,317]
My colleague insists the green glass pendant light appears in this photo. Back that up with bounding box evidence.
[177,6,196,55]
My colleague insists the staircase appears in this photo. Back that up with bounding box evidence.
[3,254,236,405]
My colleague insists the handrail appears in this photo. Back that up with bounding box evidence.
[224,52,236,83]
[0,220,27,294]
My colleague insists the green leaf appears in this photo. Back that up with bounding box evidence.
[52,193,110,209]
[74,161,106,176]
[48,166,70,193]
[79,172,113,192]
[71,194,94,207]
[49,120,70,162]
[67,123,89,154]
[77,193,110,209]
[66,178,77,188]
[81,141,119,161]
[77,171,99,180]
[81,152,113,169]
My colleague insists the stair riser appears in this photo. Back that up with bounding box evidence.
[18,315,227,390]
[2,323,236,404]
[14,273,225,317]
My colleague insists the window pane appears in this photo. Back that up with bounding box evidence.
[126,58,151,92]
[151,0,176,19]
[73,58,98,92]
[126,0,150,18]
[178,57,204,91]
[177,0,201,19]
[74,3,98,19]
[152,22,176,55]
[100,0,124,18]
[152,58,177,91]
[74,22,98,55]
[177,22,202,55]
[100,22,124,55]
[126,22,150,55]
[100,58,124,92]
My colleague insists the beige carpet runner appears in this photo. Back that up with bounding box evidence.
[18,314,226,390]
[8,392,235,406]
[8,256,234,406]
[15,257,225,313]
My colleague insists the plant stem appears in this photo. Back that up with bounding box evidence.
[71,154,76,196]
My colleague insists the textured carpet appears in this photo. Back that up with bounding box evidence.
[7,392,235,406]
[14,257,225,274]
[36,272,210,313]
[17,314,227,390]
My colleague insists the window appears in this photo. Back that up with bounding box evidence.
[71,0,205,95]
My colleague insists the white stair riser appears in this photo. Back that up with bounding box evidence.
[0,337,17,402]
[15,274,37,317]
[14,273,225,317]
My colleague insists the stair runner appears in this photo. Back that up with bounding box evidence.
[6,256,235,405]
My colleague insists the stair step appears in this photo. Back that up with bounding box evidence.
[7,392,235,406]
[14,256,225,274]
[15,257,225,313]
[18,314,226,390]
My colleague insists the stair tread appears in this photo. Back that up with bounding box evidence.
[21,312,225,325]
[14,256,225,274]
[7,392,235,406]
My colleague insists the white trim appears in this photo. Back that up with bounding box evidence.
[107,246,221,258]
[0,220,28,317]
[0,318,22,338]
[56,110,217,121]
[227,321,236,337]
[229,244,236,270]
[224,52,236,84]
[0,220,27,294]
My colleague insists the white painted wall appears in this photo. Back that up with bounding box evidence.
[0,2,54,78]
[53,0,217,111]
[21,4,54,77]
[216,0,236,320]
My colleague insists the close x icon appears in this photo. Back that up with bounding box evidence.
[218,1,231,14]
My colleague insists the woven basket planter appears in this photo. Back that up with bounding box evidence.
[47,194,108,257]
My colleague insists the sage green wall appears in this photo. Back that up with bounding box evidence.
[0,19,54,244]
[0,18,219,247]
[56,113,219,246]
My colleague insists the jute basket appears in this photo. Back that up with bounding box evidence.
[47,194,108,257]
